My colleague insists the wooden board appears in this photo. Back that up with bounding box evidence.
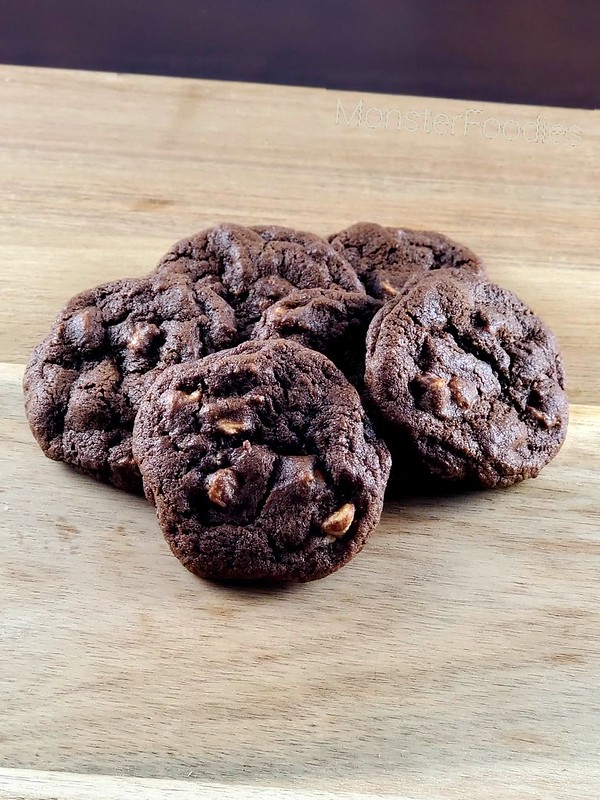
[0,65,599,800]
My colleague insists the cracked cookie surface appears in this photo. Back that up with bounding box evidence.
[365,272,568,487]
[329,222,485,300]
[132,339,391,582]
[23,273,237,492]
[156,223,364,335]
[251,286,381,386]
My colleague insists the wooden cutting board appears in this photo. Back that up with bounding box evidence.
[0,65,599,800]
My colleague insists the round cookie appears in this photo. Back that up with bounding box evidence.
[365,272,568,487]
[156,223,364,334]
[133,340,391,582]
[23,273,237,492]
[251,286,382,386]
[329,222,485,300]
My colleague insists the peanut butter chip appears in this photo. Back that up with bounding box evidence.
[414,373,453,417]
[216,419,245,435]
[528,406,559,429]
[184,389,202,403]
[286,455,318,485]
[422,375,447,391]
[321,503,355,537]
[206,468,238,508]
[381,280,398,297]
[270,305,287,320]
[448,376,477,409]
[127,322,159,353]
[164,388,202,412]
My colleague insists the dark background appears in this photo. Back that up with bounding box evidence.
[1,0,599,109]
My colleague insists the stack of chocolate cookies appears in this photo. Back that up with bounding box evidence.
[24,223,568,583]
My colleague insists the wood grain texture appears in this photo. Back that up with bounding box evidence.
[0,65,599,799]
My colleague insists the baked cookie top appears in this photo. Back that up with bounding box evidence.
[156,223,364,334]
[251,286,381,387]
[365,271,568,487]
[23,272,237,492]
[329,222,485,300]
[133,339,391,582]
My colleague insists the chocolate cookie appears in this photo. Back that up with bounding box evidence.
[329,222,485,300]
[365,272,568,487]
[251,286,382,386]
[156,223,364,334]
[23,273,237,492]
[133,340,391,582]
